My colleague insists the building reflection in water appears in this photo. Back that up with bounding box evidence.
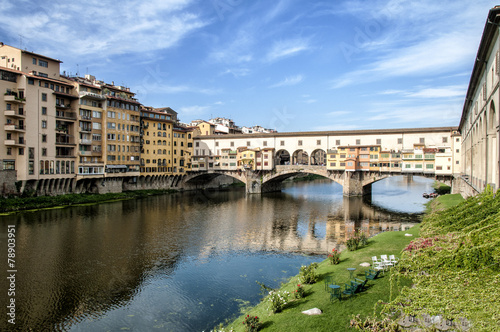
[0,181,423,331]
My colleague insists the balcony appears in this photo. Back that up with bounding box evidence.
[5,109,25,118]
[56,125,69,133]
[79,138,92,145]
[56,103,71,109]
[79,91,106,100]
[79,115,92,121]
[55,137,76,146]
[56,111,77,120]
[4,124,25,132]
[79,126,92,133]
[79,151,92,156]
[4,94,25,104]
[4,139,25,147]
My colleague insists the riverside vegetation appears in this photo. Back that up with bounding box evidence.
[0,189,176,214]
[216,188,499,331]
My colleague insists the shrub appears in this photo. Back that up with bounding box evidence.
[358,231,368,246]
[328,248,341,264]
[268,290,289,313]
[299,262,319,284]
[242,315,261,332]
[292,284,305,299]
[346,237,360,251]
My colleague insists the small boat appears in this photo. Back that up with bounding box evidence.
[422,193,430,198]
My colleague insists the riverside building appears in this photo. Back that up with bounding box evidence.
[459,6,500,195]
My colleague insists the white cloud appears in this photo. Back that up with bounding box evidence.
[269,74,303,88]
[325,111,351,117]
[378,85,467,99]
[0,0,207,60]
[313,123,362,131]
[331,1,490,89]
[178,105,211,116]
[266,38,311,62]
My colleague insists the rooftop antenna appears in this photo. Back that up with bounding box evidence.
[18,34,25,49]
[76,64,79,76]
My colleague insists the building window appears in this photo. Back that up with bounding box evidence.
[32,58,37,64]
[42,134,47,142]
[356,139,361,145]
[376,139,381,144]
[456,149,460,153]
[28,78,34,85]
[6,148,12,155]
[38,59,48,68]
[3,161,15,170]
[41,120,47,128]
[215,142,219,147]
[280,140,285,146]
[398,138,403,144]
[317,140,321,145]
[336,140,341,145]
[247,141,250,147]
[41,93,47,101]
[419,138,425,144]
[442,137,448,143]
[230,141,234,147]
[42,148,47,156]
[42,107,47,115]
[298,140,302,146]
[263,141,267,146]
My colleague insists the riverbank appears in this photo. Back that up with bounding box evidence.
[218,225,421,331]
[0,189,177,214]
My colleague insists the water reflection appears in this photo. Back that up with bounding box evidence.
[0,176,430,331]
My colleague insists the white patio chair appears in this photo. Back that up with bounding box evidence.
[389,254,399,265]
[371,256,385,273]
[380,255,394,270]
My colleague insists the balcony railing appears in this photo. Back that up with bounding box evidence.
[4,109,25,118]
[79,139,92,145]
[4,124,25,132]
[4,94,26,103]
[79,91,106,100]
[56,111,77,120]
[55,103,71,109]
[4,139,25,147]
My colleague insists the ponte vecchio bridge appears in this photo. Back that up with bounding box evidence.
[187,127,461,196]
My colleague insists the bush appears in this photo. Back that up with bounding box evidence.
[346,237,360,251]
[292,284,305,299]
[242,315,261,331]
[328,248,341,264]
[268,290,289,313]
[299,262,319,284]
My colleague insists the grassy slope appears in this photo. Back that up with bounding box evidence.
[426,193,465,212]
[224,226,420,331]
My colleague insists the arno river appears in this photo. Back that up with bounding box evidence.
[0,175,434,331]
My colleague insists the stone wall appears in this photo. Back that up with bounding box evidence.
[0,170,18,196]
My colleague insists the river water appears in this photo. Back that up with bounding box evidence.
[0,175,434,331]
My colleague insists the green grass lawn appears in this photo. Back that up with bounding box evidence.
[222,225,420,331]
[426,193,464,212]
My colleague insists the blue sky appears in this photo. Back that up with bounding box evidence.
[0,0,498,132]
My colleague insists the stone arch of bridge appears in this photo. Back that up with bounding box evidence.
[262,167,343,187]
[183,170,247,186]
